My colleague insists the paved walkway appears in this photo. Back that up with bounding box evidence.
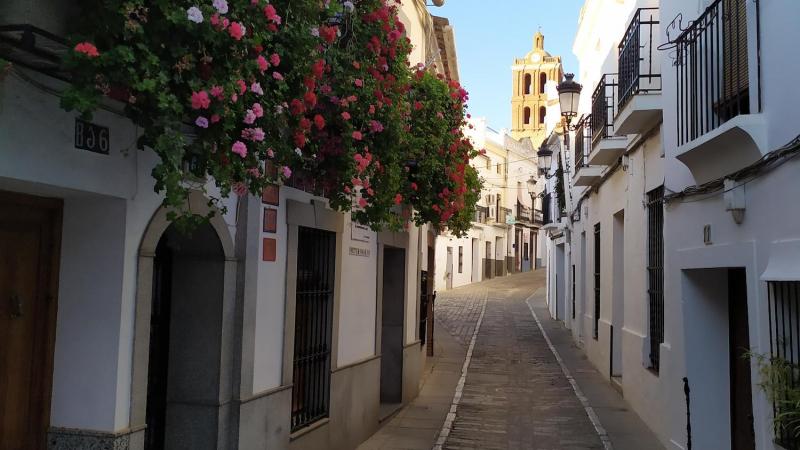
[359,270,663,450]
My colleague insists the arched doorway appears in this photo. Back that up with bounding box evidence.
[145,222,225,450]
[129,191,237,450]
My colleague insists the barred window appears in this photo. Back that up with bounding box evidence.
[458,246,463,273]
[593,223,601,340]
[647,186,665,372]
[768,281,800,449]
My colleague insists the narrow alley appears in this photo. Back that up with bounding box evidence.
[362,271,663,449]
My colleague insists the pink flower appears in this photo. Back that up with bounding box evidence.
[344,186,351,194]
[195,116,209,128]
[369,120,384,133]
[233,182,247,196]
[190,91,211,109]
[341,111,351,120]
[354,79,363,87]
[250,82,264,96]
[282,166,292,178]
[358,198,367,208]
[211,114,221,123]
[252,103,264,117]
[231,93,238,103]
[228,22,245,40]
[210,85,224,100]
[410,182,418,191]
[270,53,281,66]
[367,188,374,196]
[369,104,376,115]
[352,131,363,140]
[263,4,282,24]
[243,109,257,124]
[256,55,270,73]
[231,141,247,158]
[74,42,100,58]
[236,79,247,94]
[241,127,265,142]
[267,148,275,158]
[272,72,284,81]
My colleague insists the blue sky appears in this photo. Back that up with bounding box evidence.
[432,0,584,130]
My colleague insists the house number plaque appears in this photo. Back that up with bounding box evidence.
[75,119,110,154]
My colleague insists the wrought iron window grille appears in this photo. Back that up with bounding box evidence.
[618,8,662,110]
[647,186,665,372]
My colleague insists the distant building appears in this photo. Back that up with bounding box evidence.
[511,32,563,145]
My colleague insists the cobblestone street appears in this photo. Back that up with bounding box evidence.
[361,270,662,450]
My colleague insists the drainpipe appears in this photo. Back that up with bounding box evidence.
[683,377,692,450]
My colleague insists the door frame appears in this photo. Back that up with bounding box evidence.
[0,190,62,449]
[130,191,237,448]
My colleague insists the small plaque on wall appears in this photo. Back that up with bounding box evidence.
[351,222,371,243]
[262,238,277,262]
[74,119,110,154]
[262,184,279,206]
[263,208,277,233]
[349,247,370,258]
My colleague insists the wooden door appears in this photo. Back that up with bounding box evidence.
[0,192,62,450]
[729,267,755,450]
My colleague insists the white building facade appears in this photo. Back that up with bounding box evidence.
[0,1,450,449]
[543,0,800,449]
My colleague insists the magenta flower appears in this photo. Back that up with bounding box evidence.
[282,166,292,178]
[252,103,264,117]
[256,55,269,73]
[354,79,363,88]
[228,22,245,40]
[231,141,247,158]
[210,85,224,100]
[369,120,384,133]
[190,91,210,109]
[272,72,284,81]
[270,53,281,66]
[243,109,257,124]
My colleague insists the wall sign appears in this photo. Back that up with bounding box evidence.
[75,119,110,154]
[349,247,370,258]
[351,223,371,243]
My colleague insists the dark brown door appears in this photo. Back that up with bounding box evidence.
[0,192,62,450]
[729,267,755,450]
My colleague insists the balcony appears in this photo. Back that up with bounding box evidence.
[573,115,603,186]
[473,205,489,224]
[614,8,663,136]
[672,0,766,184]
[588,74,627,165]
[516,202,533,224]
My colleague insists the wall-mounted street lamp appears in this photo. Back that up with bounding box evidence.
[536,142,553,176]
[557,73,583,131]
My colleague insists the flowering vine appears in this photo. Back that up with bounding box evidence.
[61,0,481,233]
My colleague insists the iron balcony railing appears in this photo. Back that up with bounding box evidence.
[473,205,489,224]
[574,114,593,170]
[618,8,661,110]
[591,74,619,144]
[533,209,543,224]
[673,0,754,146]
[516,202,533,223]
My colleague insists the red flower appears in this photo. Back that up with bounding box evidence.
[294,132,307,148]
[74,42,99,58]
[319,25,338,44]
[352,131,363,140]
[313,114,326,130]
[299,118,312,130]
[303,91,317,108]
[311,59,326,78]
[394,194,403,205]
[290,99,305,116]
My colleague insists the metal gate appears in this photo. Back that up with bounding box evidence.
[291,227,335,432]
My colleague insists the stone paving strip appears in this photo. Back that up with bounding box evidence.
[359,271,663,450]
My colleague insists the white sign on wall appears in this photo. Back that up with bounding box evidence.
[351,222,371,243]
